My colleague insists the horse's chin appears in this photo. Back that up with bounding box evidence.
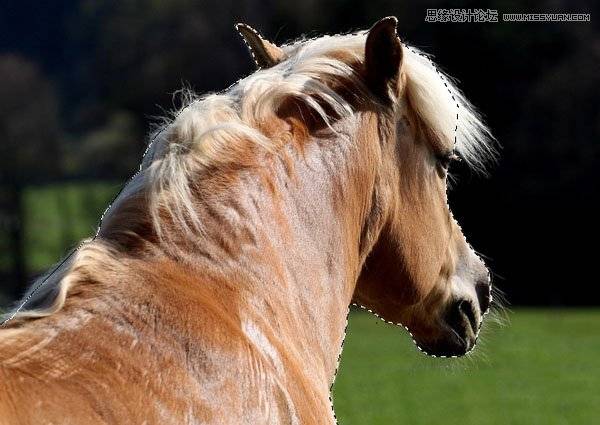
[416,327,474,357]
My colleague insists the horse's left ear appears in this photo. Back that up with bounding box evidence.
[364,17,403,101]
[235,23,287,69]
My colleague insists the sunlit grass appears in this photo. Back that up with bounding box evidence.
[334,309,600,425]
[22,182,120,272]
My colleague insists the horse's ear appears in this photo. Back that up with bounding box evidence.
[235,23,286,69]
[364,16,403,101]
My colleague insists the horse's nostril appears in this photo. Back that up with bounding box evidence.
[446,299,479,340]
[458,300,478,334]
[475,282,491,314]
[446,299,478,338]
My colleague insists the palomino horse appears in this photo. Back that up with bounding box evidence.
[0,17,495,424]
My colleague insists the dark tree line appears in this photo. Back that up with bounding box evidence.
[0,55,61,299]
[0,0,598,305]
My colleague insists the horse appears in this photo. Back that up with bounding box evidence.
[0,17,496,424]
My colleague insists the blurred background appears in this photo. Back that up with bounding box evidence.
[1,1,598,424]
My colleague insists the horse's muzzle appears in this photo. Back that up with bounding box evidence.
[422,282,491,357]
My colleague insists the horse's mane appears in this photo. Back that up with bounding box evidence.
[2,31,495,324]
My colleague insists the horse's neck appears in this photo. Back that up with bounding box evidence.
[79,112,377,401]
[188,118,376,389]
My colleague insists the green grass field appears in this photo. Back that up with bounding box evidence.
[333,309,600,425]
[0,182,120,274]
[22,182,121,271]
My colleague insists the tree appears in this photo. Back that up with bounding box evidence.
[0,55,61,298]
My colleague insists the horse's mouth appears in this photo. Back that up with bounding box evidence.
[418,328,470,357]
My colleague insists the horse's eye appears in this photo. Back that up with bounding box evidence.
[436,151,460,170]
[436,151,459,170]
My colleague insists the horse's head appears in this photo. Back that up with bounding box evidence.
[351,18,493,357]
[236,18,494,357]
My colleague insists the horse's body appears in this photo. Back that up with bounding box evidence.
[0,18,495,424]
[1,136,364,424]
[0,258,339,424]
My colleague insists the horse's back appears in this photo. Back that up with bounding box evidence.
[0,364,19,424]
[0,321,122,424]
[0,258,316,425]
[0,362,110,425]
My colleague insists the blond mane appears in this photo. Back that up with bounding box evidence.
[2,31,495,323]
